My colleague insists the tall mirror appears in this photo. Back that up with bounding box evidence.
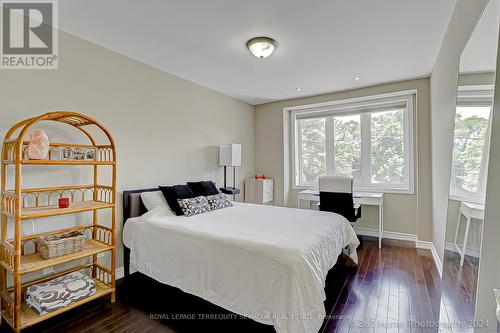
[440,0,500,330]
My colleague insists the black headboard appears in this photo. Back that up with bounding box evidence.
[122,187,160,277]
[122,187,160,222]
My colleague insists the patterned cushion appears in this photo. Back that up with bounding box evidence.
[177,196,211,216]
[206,193,233,211]
[26,271,96,315]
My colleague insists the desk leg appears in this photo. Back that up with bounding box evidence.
[453,211,461,247]
[378,204,383,248]
[460,216,471,266]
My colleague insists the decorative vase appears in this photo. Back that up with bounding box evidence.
[27,129,49,160]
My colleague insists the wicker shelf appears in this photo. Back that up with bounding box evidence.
[2,279,114,330]
[1,201,114,220]
[0,239,113,274]
[1,111,117,331]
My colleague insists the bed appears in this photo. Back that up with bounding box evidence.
[122,189,360,333]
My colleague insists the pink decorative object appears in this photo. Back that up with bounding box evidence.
[27,129,49,160]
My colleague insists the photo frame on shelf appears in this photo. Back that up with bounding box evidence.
[73,148,85,161]
[85,148,96,161]
[62,147,73,160]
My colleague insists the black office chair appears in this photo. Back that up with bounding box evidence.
[319,176,362,245]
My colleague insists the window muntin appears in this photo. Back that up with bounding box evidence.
[292,94,413,193]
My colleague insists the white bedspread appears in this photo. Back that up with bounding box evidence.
[123,202,359,333]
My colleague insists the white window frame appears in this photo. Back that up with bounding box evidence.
[449,85,494,204]
[290,90,415,194]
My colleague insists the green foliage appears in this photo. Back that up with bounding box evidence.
[451,114,489,193]
[300,118,326,184]
[333,117,360,177]
[299,110,406,186]
[371,111,405,184]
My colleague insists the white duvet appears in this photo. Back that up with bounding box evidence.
[123,202,359,333]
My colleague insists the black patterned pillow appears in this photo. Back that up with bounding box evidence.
[206,193,233,211]
[177,196,211,217]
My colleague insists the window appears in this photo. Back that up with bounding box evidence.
[450,103,492,202]
[292,93,414,193]
[298,117,326,186]
[449,86,494,202]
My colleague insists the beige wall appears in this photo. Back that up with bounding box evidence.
[0,31,255,274]
[458,72,495,86]
[254,78,433,241]
[430,0,488,265]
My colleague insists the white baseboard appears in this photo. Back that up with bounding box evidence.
[115,266,138,280]
[354,227,442,277]
[115,267,124,280]
[445,242,480,258]
[416,240,442,277]
[353,226,379,238]
[354,227,417,242]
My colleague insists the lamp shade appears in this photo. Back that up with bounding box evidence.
[219,144,241,167]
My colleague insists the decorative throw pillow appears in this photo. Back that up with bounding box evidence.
[159,185,196,216]
[187,181,219,196]
[177,196,211,217]
[206,193,233,211]
[140,191,169,211]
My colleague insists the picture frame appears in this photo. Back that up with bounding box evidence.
[62,147,73,160]
[85,148,96,161]
[72,148,85,161]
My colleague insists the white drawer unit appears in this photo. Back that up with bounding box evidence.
[245,179,274,205]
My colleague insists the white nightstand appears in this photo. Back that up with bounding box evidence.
[245,179,273,205]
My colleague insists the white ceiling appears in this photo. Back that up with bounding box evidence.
[59,0,456,105]
[460,0,500,73]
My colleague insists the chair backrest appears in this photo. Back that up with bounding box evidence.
[319,176,356,220]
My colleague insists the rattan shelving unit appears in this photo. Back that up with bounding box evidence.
[0,112,116,332]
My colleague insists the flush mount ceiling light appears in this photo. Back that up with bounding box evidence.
[246,37,278,59]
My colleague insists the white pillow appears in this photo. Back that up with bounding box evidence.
[140,191,168,211]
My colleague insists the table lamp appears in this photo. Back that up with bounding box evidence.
[219,144,241,197]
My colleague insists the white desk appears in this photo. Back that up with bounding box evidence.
[298,189,384,248]
[453,201,484,266]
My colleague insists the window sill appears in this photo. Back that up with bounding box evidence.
[449,194,485,204]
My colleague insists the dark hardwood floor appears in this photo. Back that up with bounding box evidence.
[1,237,443,333]
[439,250,479,333]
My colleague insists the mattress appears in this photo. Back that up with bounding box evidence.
[123,202,359,333]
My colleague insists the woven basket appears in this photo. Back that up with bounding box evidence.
[36,231,86,260]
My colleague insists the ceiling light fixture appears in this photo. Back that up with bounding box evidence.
[296,88,301,91]
[354,77,361,81]
[246,37,278,59]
